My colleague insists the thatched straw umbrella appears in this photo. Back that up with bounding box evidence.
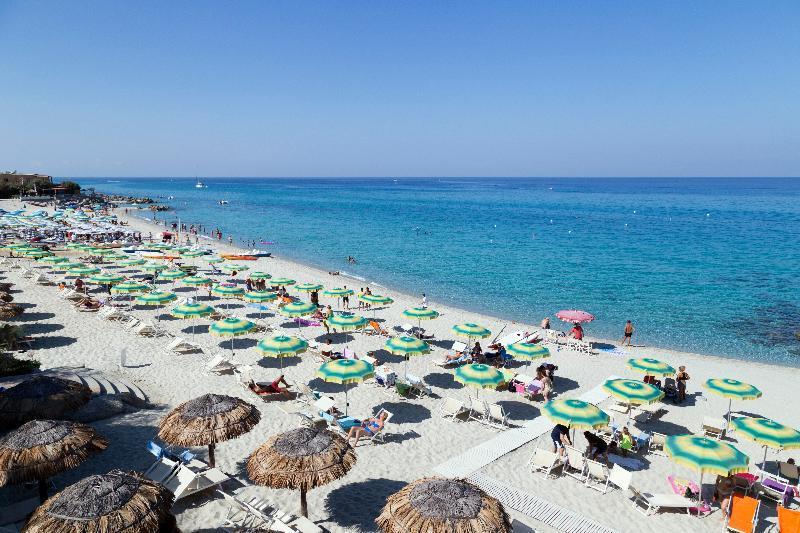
[0,376,92,430]
[247,427,356,518]
[0,302,23,319]
[158,393,260,468]
[0,291,13,302]
[23,469,177,532]
[0,419,108,502]
[376,477,512,533]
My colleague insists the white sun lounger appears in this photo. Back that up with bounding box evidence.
[165,337,202,355]
[528,448,562,479]
[630,487,697,515]
[164,462,230,500]
[143,456,180,484]
[439,397,467,421]
[486,403,509,429]
[585,458,611,493]
[206,353,238,374]
[563,446,587,482]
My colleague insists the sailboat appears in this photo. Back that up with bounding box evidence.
[195,177,207,188]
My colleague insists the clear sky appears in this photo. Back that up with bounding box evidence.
[1,1,798,178]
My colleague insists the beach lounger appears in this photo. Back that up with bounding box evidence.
[779,461,800,485]
[164,461,230,500]
[584,458,611,493]
[206,353,238,374]
[143,455,181,485]
[630,486,697,516]
[777,505,800,533]
[134,322,168,337]
[563,446,587,482]
[634,401,664,422]
[486,403,509,429]
[34,273,53,285]
[528,448,562,479]
[726,494,760,533]
[366,320,390,336]
[439,397,467,421]
[467,396,488,423]
[609,464,632,492]
[755,470,795,506]
[702,416,727,439]
[165,337,202,355]
[223,495,275,530]
[405,373,432,397]
[366,408,393,445]
[605,401,631,415]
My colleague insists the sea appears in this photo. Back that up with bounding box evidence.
[76,177,800,366]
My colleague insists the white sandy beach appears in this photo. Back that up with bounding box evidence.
[2,197,799,533]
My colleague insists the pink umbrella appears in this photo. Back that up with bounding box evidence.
[556,309,595,323]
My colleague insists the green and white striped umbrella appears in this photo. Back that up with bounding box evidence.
[23,250,52,259]
[37,256,68,265]
[149,243,172,250]
[506,342,550,361]
[182,275,213,287]
[730,417,800,467]
[627,358,676,377]
[210,317,256,337]
[542,399,609,429]
[204,256,225,264]
[6,244,37,251]
[104,254,129,262]
[171,302,215,319]
[141,263,168,273]
[219,263,249,273]
[248,271,272,280]
[87,273,126,285]
[119,258,146,267]
[51,261,83,271]
[323,287,353,298]
[295,283,324,293]
[454,363,505,395]
[358,293,393,306]
[211,284,245,298]
[602,379,664,406]
[158,269,188,281]
[452,323,491,339]
[243,291,278,303]
[317,359,374,384]
[258,335,308,358]
[326,312,368,331]
[665,434,749,476]
[270,277,296,286]
[181,250,205,258]
[135,291,177,305]
[385,335,430,357]
[704,379,762,401]
[279,301,318,318]
[402,307,440,331]
[110,281,150,294]
[88,248,116,256]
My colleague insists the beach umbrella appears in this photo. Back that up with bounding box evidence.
[555,309,595,323]
[22,250,53,259]
[211,283,245,298]
[323,287,352,309]
[118,258,146,267]
[158,393,259,468]
[454,363,504,398]
[317,359,375,415]
[542,399,609,430]
[402,307,440,333]
[627,357,675,378]
[279,301,318,337]
[385,335,430,376]
[180,250,205,258]
[87,273,126,285]
[296,283,324,293]
[271,277,296,287]
[376,476,511,533]
[506,342,550,366]
[158,269,187,282]
[36,256,68,265]
[171,301,215,338]
[23,469,177,532]
[0,420,107,502]
[248,271,272,280]
[210,317,256,355]
[182,275,213,287]
[602,378,664,419]
[358,293,393,306]
[247,427,355,518]
[88,247,116,256]
[326,312,368,333]
[730,417,800,468]
[66,264,100,276]
[219,263,249,274]
[664,434,749,488]
[50,261,83,271]
[140,262,167,273]
[0,376,92,430]
[135,291,177,321]
[704,379,763,427]
[204,256,224,264]
[258,335,308,370]
[243,290,278,303]
[110,281,149,294]
[452,323,491,347]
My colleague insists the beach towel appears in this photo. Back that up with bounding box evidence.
[596,346,628,357]
[607,454,645,471]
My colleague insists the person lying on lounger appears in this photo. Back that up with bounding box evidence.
[442,350,466,363]
[248,375,292,399]
[74,297,102,310]
[347,411,388,446]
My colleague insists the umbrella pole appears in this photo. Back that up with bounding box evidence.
[38,478,48,503]
[300,488,308,518]
[762,445,768,470]
[208,443,216,468]
[727,399,732,428]
[345,383,349,416]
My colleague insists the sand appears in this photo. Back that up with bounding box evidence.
[1,198,798,533]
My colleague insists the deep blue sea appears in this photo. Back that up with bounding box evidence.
[77,177,800,366]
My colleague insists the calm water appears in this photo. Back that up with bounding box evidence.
[77,177,800,366]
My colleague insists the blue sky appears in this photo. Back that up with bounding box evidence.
[1,1,798,177]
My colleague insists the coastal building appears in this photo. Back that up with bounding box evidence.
[0,171,53,190]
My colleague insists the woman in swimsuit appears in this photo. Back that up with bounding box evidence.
[676,366,690,403]
[347,411,388,446]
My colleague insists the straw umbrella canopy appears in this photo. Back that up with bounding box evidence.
[627,357,676,377]
[729,417,800,468]
[258,335,308,370]
[158,393,260,467]
[542,399,609,430]
[247,427,355,518]
[454,363,504,398]
[0,376,92,430]
[23,469,177,533]
[704,378,763,426]
[0,420,107,502]
[376,476,511,533]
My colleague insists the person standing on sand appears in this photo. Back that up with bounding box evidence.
[620,320,634,346]
[342,286,350,309]
[676,366,690,403]
[421,293,428,308]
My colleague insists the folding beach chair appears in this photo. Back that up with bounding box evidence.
[726,493,760,533]
[528,447,562,479]
[777,505,800,533]
[467,396,488,423]
[630,485,698,516]
[563,445,587,482]
[486,403,509,429]
[584,458,610,493]
[439,397,466,421]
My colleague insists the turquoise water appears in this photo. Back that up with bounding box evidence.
[77,177,800,365]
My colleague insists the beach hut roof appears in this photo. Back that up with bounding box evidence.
[23,470,177,532]
[0,376,92,430]
[376,477,511,533]
[0,419,107,486]
[157,393,260,446]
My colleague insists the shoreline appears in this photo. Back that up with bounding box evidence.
[125,208,795,371]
